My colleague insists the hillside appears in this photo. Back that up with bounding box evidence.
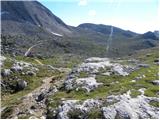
[0,1,159,119]
[1,1,159,58]
[1,1,71,36]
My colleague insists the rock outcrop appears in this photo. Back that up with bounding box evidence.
[64,77,103,92]
[102,91,159,119]
[64,57,135,92]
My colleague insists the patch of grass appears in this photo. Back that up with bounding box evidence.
[14,56,39,65]
[67,108,84,119]
[98,67,111,73]
[2,58,14,69]
[130,89,141,98]
[18,115,30,119]
[149,100,159,107]
[38,54,83,68]
[144,87,159,97]
[78,71,89,78]
[87,108,103,119]
[1,106,15,119]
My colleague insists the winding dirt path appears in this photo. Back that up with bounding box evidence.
[24,43,42,56]
[10,76,55,118]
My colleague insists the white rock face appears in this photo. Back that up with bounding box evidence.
[76,77,103,92]
[64,57,134,92]
[0,56,6,66]
[76,60,111,74]
[112,64,129,76]
[57,99,102,119]
[75,57,133,76]
[65,77,102,92]
[57,100,78,119]
[81,99,102,110]
[102,107,117,119]
[102,91,159,119]
[85,57,110,63]
[64,57,132,92]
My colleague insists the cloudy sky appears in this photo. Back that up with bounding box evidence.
[39,0,159,33]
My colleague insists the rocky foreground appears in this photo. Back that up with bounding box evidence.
[1,55,159,119]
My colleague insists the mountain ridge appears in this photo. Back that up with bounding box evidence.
[1,1,159,58]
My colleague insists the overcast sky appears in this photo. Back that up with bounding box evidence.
[39,0,159,33]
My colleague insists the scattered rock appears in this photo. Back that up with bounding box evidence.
[137,64,149,68]
[57,99,102,119]
[134,74,146,81]
[64,57,136,92]
[11,65,23,72]
[138,88,146,95]
[11,61,38,73]
[26,71,36,76]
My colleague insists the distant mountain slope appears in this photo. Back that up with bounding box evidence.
[1,1,71,36]
[78,23,139,38]
[141,31,159,40]
[1,1,159,58]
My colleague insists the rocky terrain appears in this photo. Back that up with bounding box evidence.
[1,47,159,119]
[1,1,159,119]
[1,1,158,58]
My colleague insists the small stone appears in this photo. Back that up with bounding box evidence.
[137,64,149,68]
[131,80,136,82]
[154,59,159,63]
[152,80,159,85]
[26,71,36,76]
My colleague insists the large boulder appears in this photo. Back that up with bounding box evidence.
[64,77,103,92]
[17,80,27,90]
[1,69,12,77]
[111,64,129,76]
[102,91,159,119]
[57,100,78,119]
